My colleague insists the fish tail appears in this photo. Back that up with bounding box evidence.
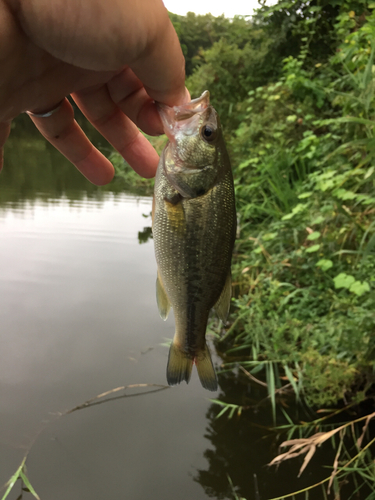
[166,341,218,391]
[167,342,193,386]
[195,343,218,392]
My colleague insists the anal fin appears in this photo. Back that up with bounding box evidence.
[214,271,232,324]
[156,272,171,320]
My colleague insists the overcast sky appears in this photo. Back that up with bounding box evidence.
[162,0,265,18]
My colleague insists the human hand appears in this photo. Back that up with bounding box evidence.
[0,0,188,185]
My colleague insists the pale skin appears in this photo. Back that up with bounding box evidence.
[0,0,189,185]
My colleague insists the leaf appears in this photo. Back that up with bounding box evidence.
[1,458,26,500]
[269,424,348,470]
[262,232,278,241]
[2,474,20,500]
[349,281,370,296]
[312,215,324,225]
[209,398,226,406]
[238,158,253,170]
[283,364,299,398]
[298,192,313,199]
[320,116,375,127]
[215,407,229,419]
[19,471,40,500]
[298,444,317,477]
[266,363,276,425]
[286,114,297,123]
[316,259,333,271]
[282,203,307,220]
[334,188,356,200]
[365,166,374,179]
[307,231,321,241]
[328,437,343,495]
[306,244,320,253]
[333,273,355,289]
[357,412,375,449]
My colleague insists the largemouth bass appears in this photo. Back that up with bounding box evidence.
[153,91,236,391]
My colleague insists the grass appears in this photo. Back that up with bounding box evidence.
[1,457,40,500]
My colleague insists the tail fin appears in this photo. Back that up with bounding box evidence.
[166,341,218,391]
[196,343,218,392]
[167,343,193,386]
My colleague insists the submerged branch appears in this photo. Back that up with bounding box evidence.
[65,384,170,414]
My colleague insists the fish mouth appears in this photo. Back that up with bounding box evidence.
[158,91,210,141]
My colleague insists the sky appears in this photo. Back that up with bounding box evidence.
[162,0,264,18]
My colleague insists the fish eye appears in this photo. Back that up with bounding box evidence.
[200,124,217,143]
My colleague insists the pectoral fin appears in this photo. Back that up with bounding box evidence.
[156,272,171,321]
[214,272,232,324]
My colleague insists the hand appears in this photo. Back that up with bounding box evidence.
[0,0,188,184]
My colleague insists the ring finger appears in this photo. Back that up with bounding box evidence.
[27,98,115,185]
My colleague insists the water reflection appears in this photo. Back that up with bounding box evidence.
[0,189,213,500]
[138,225,153,244]
[193,369,375,500]
[2,113,139,208]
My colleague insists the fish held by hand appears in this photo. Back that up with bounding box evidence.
[153,91,236,391]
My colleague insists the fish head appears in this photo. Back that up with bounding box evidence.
[158,91,225,198]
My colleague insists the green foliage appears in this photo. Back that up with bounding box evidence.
[301,350,359,406]
[186,32,276,130]
[209,1,375,410]
[1,456,40,500]
[169,13,264,77]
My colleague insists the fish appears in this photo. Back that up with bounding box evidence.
[152,91,236,391]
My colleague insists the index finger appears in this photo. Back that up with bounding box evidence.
[128,9,188,107]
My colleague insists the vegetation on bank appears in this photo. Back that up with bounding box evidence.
[116,2,375,497]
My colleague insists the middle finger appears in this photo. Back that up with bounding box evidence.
[73,80,160,178]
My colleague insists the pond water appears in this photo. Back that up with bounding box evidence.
[0,116,364,500]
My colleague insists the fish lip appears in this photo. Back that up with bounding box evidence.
[158,91,210,141]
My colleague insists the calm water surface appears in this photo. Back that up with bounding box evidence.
[0,117,349,500]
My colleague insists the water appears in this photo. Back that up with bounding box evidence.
[0,116,363,500]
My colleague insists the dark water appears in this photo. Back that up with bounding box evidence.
[0,116,362,500]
